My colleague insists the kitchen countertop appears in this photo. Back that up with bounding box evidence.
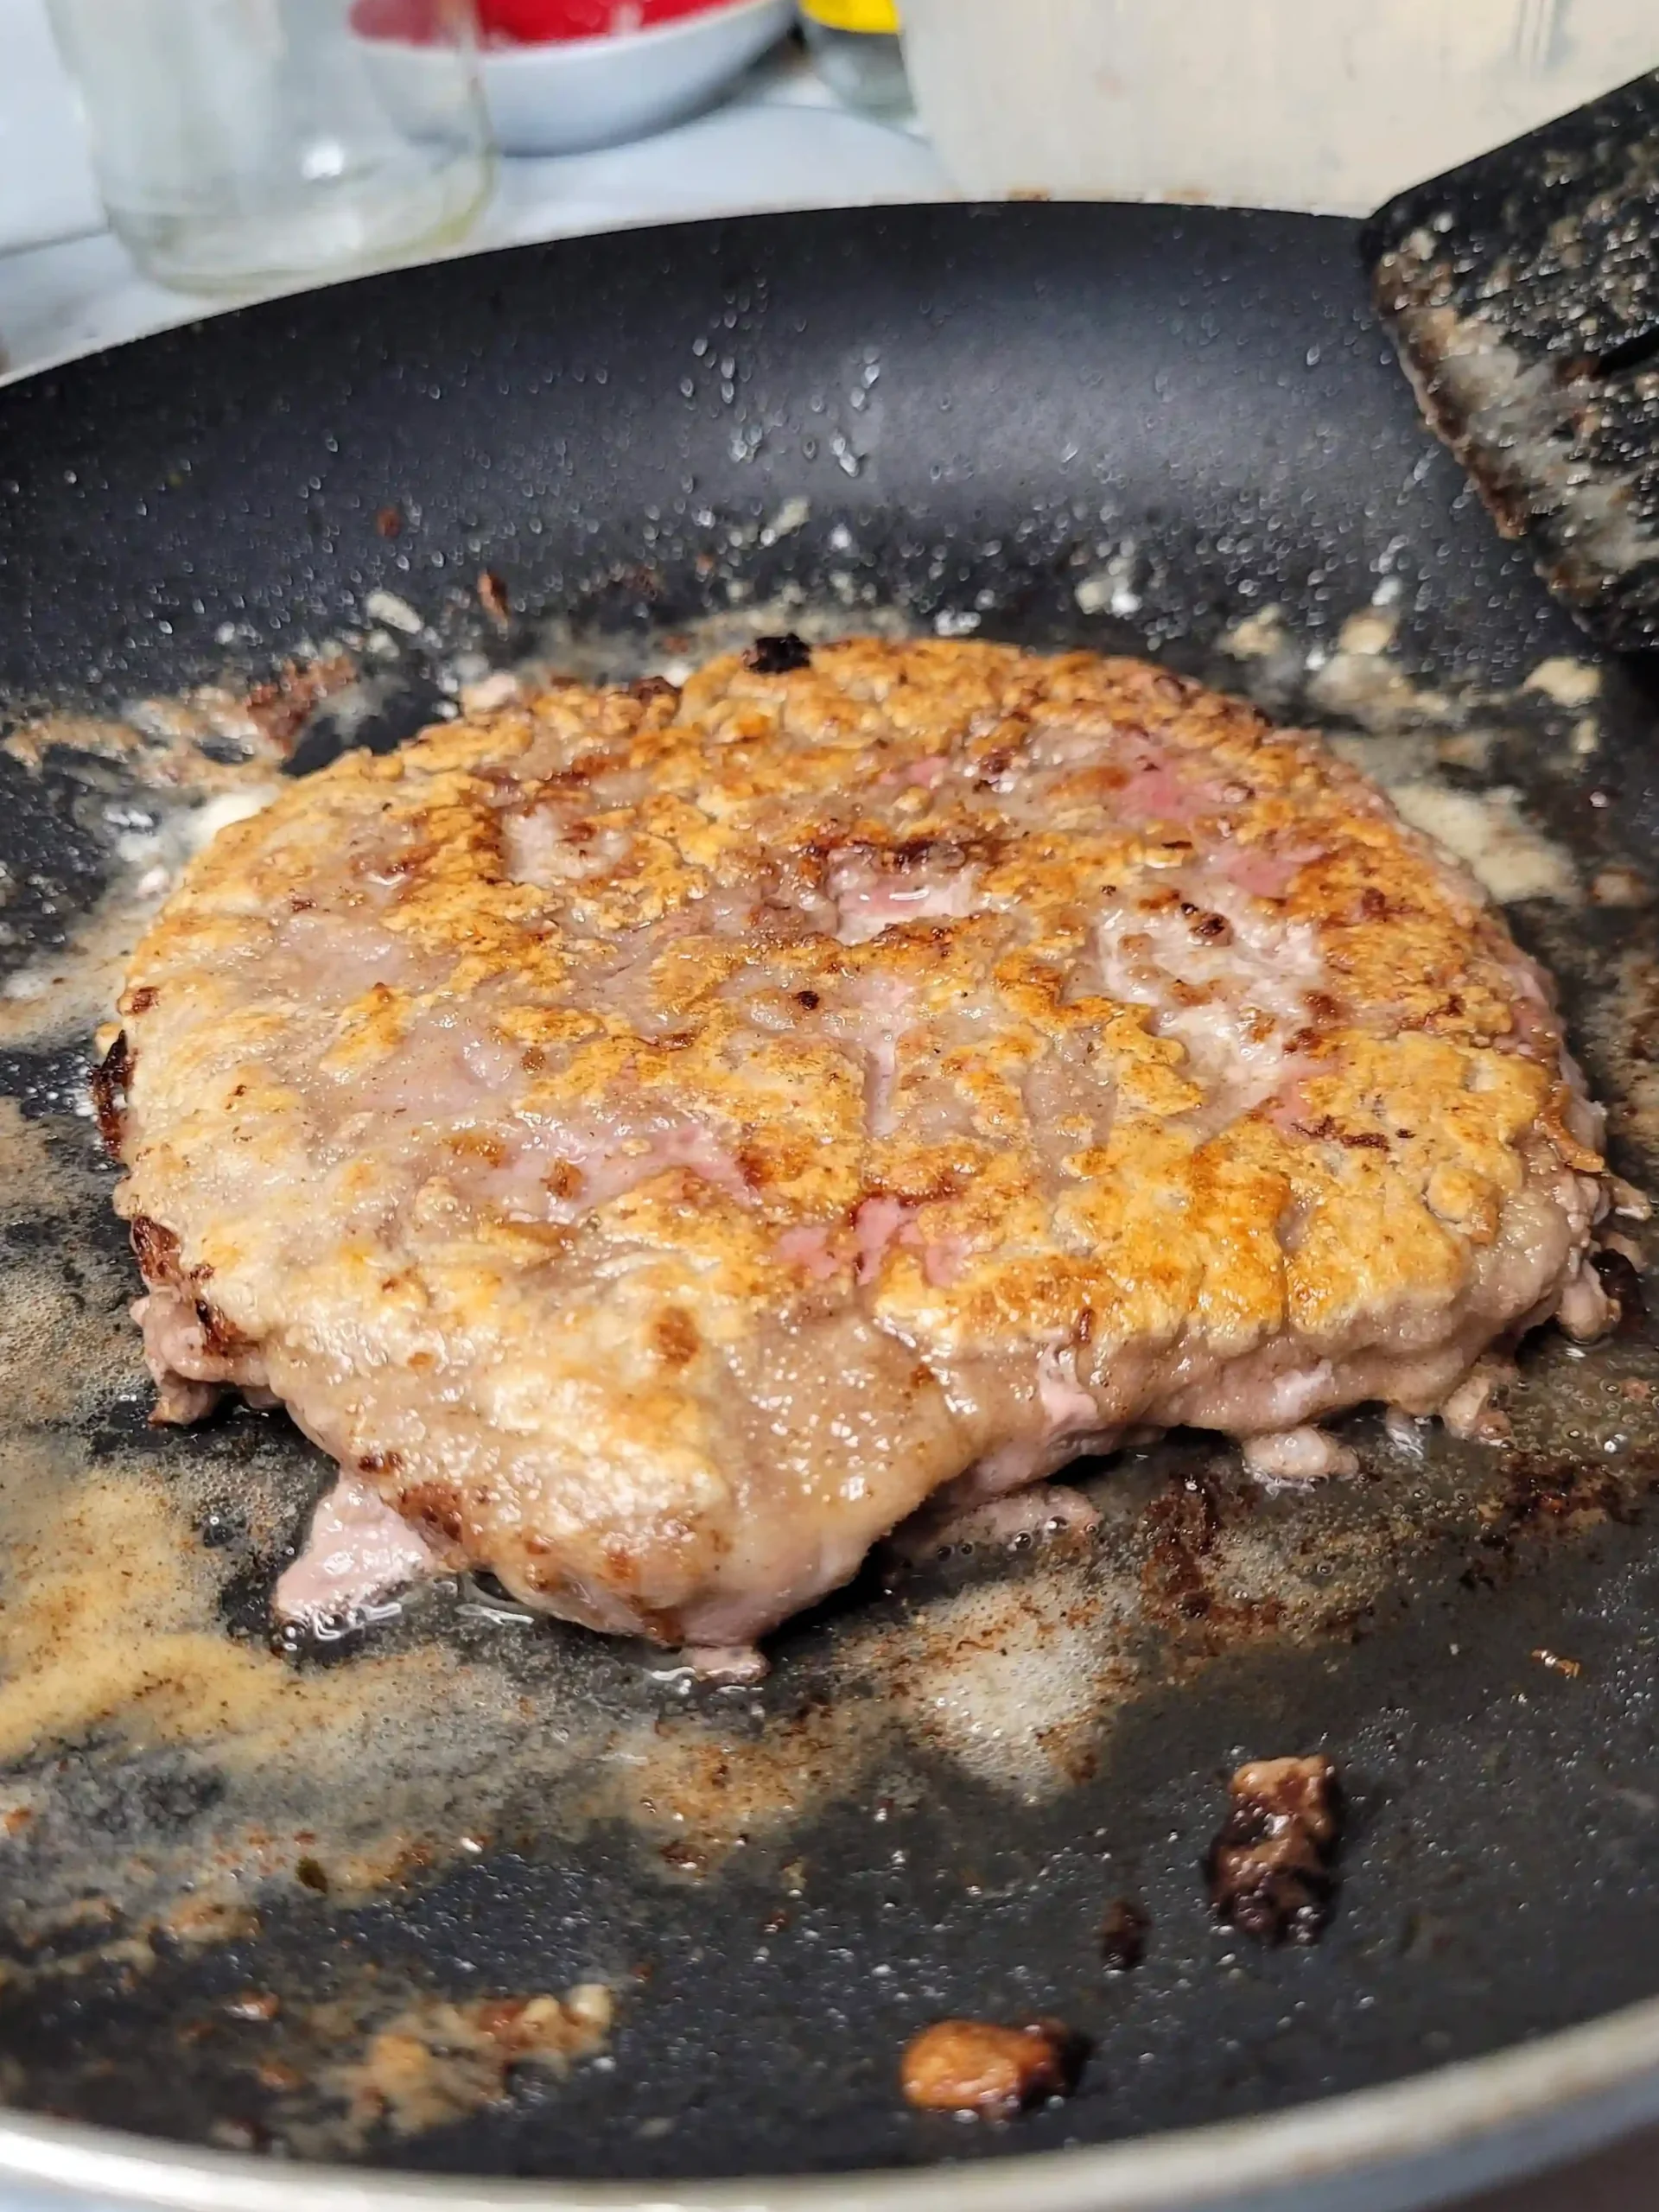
[0,5,1651,2208]
[0,0,950,380]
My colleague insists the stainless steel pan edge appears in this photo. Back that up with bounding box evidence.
[3,1993,1658,2212]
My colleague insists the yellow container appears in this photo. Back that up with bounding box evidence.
[799,0,909,118]
[802,0,899,26]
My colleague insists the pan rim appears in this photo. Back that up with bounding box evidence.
[3,1990,1657,2209]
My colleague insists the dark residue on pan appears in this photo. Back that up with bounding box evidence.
[1098,1898,1148,1973]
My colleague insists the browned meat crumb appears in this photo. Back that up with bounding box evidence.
[899,2017,1084,2116]
[1439,1357,1515,1443]
[1532,1647,1583,1678]
[1099,1897,1148,1971]
[477,570,511,631]
[1206,1753,1341,1945]
[244,653,355,755]
[340,1986,613,2135]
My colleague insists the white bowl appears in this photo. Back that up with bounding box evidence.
[365,0,794,158]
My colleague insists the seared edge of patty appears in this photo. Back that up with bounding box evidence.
[105,640,1624,1644]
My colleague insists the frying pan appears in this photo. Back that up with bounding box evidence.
[2,203,1659,2212]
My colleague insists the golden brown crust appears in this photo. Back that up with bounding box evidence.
[111,639,1608,1643]
[900,2018,1083,2114]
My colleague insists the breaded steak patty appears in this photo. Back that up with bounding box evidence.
[105,639,1616,1649]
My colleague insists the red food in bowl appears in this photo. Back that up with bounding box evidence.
[353,0,734,39]
[483,0,732,36]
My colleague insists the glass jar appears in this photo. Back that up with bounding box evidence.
[47,0,495,296]
[799,0,911,123]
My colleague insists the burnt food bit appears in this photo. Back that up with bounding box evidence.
[1099,1897,1148,1972]
[899,2017,1084,2117]
[1206,1754,1342,1945]
[1591,1245,1645,1334]
[743,632,812,675]
[89,1028,131,1160]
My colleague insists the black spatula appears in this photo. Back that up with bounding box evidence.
[1363,68,1659,653]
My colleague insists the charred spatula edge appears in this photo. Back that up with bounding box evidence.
[1363,68,1659,655]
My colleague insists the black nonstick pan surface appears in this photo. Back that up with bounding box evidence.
[2,203,1659,2206]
